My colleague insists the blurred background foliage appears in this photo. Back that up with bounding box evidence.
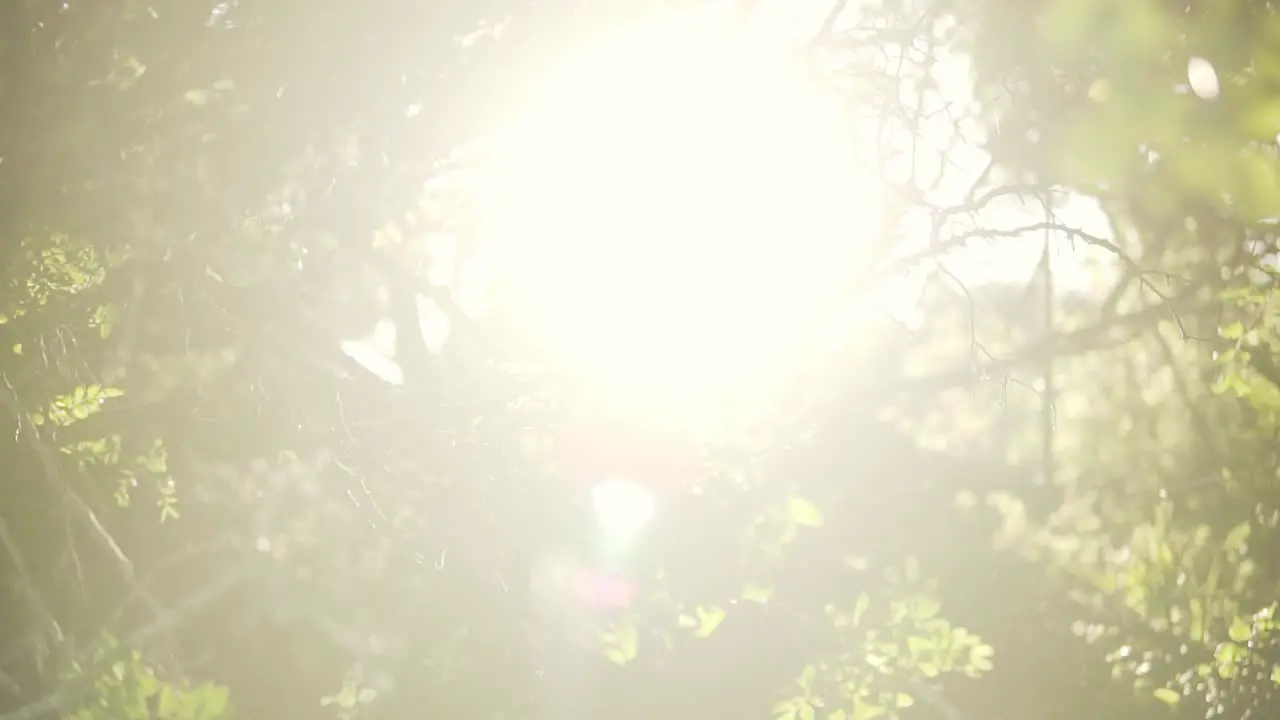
[1,0,1280,719]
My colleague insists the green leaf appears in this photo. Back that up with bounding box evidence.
[334,685,358,710]
[788,497,824,527]
[158,687,180,718]
[1215,642,1243,678]
[851,698,886,720]
[1229,617,1253,643]
[1224,522,1251,552]
[852,593,871,626]
[908,634,933,659]
[1153,687,1181,706]
[743,583,774,603]
[695,605,726,638]
[798,665,816,691]
[602,621,639,664]
[1215,640,1241,661]
[193,685,229,720]
[912,597,940,620]
[969,643,995,672]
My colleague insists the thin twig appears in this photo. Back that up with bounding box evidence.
[0,374,174,656]
[0,517,63,648]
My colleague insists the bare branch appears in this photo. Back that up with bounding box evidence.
[0,516,64,681]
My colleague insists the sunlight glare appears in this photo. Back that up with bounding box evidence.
[592,478,656,543]
[480,12,881,416]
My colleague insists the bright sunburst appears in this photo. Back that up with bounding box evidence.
[479,10,881,418]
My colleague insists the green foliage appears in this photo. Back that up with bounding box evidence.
[770,556,994,720]
[968,0,1280,221]
[676,604,727,639]
[4,0,1280,719]
[788,497,825,528]
[42,385,123,427]
[320,665,380,720]
[602,616,641,665]
[63,638,230,720]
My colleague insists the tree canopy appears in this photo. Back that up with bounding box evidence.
[2,1,1279,719]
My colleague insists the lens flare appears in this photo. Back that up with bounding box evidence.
[592,479,656,543]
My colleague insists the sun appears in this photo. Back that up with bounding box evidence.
[478,10,881,421]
